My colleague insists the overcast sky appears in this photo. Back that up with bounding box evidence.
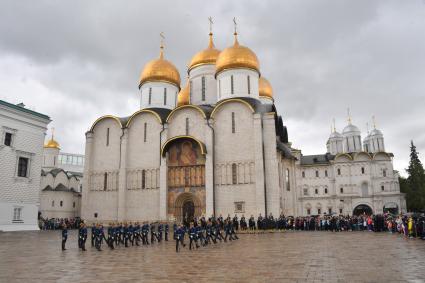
[0,0,424,175]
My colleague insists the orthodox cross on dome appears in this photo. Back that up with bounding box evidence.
[233,17,239,45]
[159,32,165,59]
[372,115,377,129]
[208,16,213,34]
[51,127,55,140]
[347,108,352,124]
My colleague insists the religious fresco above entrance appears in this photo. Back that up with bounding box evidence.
[166,138,206,220]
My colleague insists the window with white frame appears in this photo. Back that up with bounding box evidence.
[13,207,22,221]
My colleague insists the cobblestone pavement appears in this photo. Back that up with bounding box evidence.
[0,230,424,283]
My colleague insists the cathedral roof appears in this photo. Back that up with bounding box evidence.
[277,141,296,160]
[300,153,335,165]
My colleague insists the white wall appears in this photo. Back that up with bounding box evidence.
[140,81,179,110]
[216,69,259,101]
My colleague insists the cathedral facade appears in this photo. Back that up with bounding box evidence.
[81,28,405,223]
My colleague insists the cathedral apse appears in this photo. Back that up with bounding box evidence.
[166,139,206,221]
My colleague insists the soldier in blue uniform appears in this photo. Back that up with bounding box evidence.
[134,222,141,246]
[175,224,186,252]
[90,223,96,247]
[164,223,169,241]
[157,222,163,242]
[61,224,68,250]
[224,220,233,242]
[150,222,157,244]
[107,223,115,249]
[79,223,88,251]
[188,223,199,250]
[142,222,150,245]
[205,220,217,245]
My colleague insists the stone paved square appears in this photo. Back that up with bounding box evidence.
[0,230,424,282]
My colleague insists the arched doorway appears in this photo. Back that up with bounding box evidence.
[383,203,399,214]
[353,204,373,216]
[164,136,206,221]
[174,192,202,223]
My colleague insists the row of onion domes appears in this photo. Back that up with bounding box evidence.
[139,30,274,104]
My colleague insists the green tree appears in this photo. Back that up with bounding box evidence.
[404,141,425,211]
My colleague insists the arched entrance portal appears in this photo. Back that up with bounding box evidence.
[164,136,206,221]
[174,192,202,224]
[353,204,373,216]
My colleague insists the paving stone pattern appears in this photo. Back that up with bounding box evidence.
[0,230,424,282]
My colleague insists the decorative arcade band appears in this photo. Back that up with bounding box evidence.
[61,213,425,251]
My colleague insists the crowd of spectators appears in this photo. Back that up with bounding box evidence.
[230,213,425,239]
[38,217,82,230]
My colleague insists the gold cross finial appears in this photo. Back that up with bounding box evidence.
[233,17,237,34]
[347,108,352,124]
[159,32,165,59]
[208,17,213,34]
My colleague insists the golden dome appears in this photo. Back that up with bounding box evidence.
[139,45,181,89]
[188,33,221,72]
[215,33,260,76]
[259,77,273,99]
[44,136,60,149]
[177,80,190,106]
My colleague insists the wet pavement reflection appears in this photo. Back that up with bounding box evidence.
[0,230,424,282]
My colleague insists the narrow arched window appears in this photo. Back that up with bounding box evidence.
[337,168,341,175]
[185,118,189,135]
[148,88,152,104]
[232,163,237,184]
[103,172,108,191]
[201,76,206,101]
[231,112,235,133]
[60,201,63,207]
[143,123,147,142]
[230,75,234,94]
[163,88,167,105]
[286,169,290,191]
[142,170,146,189]
[247,75,251,94]
[106,128,110,146]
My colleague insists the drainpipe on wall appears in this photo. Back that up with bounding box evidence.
[261,116,268,216]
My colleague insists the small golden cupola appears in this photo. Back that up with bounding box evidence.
[44,130,60,149]
[188,31,221,73]
[215,29,260,76]
[259,77,273,100]
[139,40,181,89]
[177,80,190,106]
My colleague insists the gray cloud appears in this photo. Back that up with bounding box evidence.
[0,0,424,175]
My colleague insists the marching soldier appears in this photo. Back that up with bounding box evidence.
[107,223,115,249]
[79,223,88,251]
[188,223,199,250]
[61,223,68,251]
[164,222,169,241]
[175,224,186,252]
[158,222,163,242]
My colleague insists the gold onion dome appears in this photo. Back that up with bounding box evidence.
[44,135,60,149]
[259,77,273,99]
[177,80,190,106]
[188,32,220,72]
[139,44,181,89]
[215,32,260,76]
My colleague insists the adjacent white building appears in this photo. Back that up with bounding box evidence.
[81,28,406,223]
[39,135,84,219]
[0,100,50,231]
[295,119,406,216]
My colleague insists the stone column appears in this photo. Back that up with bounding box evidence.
[204,119,214,217]
[159,126,168,220]
[262,113,280,217]
[117,128,128,221]
[81,131,93,220]
[253,113,265,216]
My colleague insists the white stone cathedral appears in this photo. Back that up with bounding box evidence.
[81,27,406,223]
